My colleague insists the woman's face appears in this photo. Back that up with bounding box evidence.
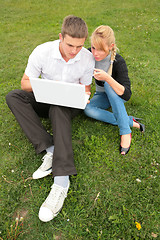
[91,41,112,61]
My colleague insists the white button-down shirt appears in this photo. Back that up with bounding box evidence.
[25,40,94,85]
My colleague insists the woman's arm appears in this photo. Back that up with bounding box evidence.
[94,54,131,101]
[94,69,125,96]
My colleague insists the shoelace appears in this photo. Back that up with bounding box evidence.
[45,185,66,210]
[40,153,52,170]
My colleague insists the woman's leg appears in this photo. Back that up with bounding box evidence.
[84,92,119,125]
[104,82,131,136]
[103,82,132,154]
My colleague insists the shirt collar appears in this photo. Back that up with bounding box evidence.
[52,40,81,64]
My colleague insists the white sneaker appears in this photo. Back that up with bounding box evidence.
[32,152,53,179]
[38,182,70,222]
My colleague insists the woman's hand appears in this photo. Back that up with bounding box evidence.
[94,68,109,81]
[94,68,125,96]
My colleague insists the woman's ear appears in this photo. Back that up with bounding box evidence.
[109,43,114,50]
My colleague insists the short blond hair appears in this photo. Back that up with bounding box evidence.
[91,25,117,75]
[61,15,88,39]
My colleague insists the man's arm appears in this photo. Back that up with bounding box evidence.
[21,73,33,92]
[85,84,91,93]
[85,84,91,103]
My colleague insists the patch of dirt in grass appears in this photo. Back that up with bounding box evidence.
[13,208,28,220]
[55,232,63,240]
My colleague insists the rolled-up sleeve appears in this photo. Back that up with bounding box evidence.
[80,52,95,86]
[25,46,42,78]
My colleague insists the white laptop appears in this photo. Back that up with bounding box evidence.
[30,77,90,109]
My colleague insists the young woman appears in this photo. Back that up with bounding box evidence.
[84,25,145,155]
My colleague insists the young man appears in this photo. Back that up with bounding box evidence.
[6,15,94,222]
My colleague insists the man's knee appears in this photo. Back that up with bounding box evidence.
[49,105,72,122]
[6,90,17,105]
[6,89,25,108]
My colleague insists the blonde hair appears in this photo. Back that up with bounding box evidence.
[61,15,88,39]
[91,25,117,75]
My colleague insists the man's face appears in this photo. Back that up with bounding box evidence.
[59,33,86,62]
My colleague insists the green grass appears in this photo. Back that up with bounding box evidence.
[0,0,160,239]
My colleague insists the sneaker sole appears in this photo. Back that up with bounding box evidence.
[32,168,52,179]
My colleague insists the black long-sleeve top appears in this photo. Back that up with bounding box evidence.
[111,53,132,101]
[89,48,132,101]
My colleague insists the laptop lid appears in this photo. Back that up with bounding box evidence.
[30,77,89,109]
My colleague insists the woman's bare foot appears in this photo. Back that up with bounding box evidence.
[133,119,145,133]
[133,121,140,129]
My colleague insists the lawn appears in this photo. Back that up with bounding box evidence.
[0,0,160,239]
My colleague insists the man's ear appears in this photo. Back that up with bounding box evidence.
[59,33,63,41]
